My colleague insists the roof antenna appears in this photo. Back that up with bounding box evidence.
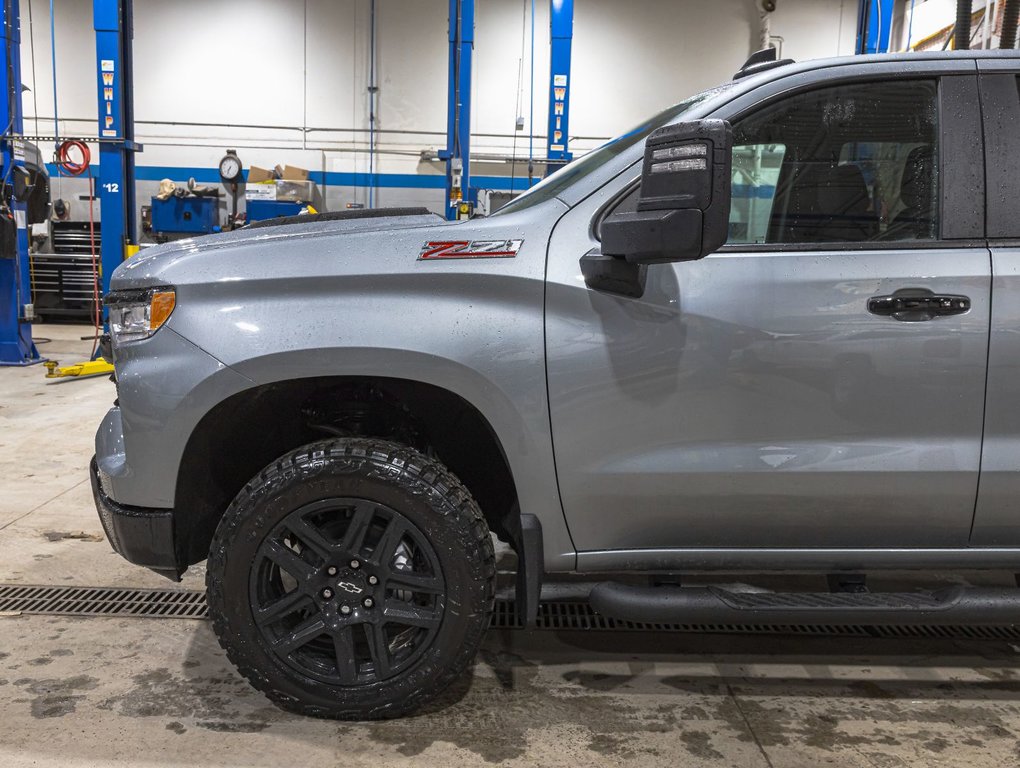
[734,47,793,80]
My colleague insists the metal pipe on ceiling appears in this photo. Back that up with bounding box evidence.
[1001,0,1020,47]
[955,0,973,48]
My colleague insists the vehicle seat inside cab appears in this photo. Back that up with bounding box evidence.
[771,161,878,243]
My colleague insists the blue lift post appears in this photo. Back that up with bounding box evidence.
[42,0,138,379]
[856,0,895,54]
[545,0,573,174]
[0,0,42,365]
[93,0,139,302]
[442,0,474,220]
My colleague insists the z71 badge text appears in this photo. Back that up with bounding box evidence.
[418,239,524,260]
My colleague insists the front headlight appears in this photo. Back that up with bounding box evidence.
[106,287,176,344]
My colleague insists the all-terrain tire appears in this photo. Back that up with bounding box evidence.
[206,438,495,719]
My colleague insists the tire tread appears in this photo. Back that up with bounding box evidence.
[206,438,495,719]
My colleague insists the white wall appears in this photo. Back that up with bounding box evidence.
[20,0,857,229]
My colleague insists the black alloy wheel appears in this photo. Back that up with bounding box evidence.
[207,438,495,719]
[249,497,446,686]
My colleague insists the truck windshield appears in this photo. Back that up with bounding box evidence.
[491,83,735,215]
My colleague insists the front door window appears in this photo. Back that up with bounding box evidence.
[727,80,939,246]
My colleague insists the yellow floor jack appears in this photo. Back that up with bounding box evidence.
[44,333,114,382]
[43,357,114,381]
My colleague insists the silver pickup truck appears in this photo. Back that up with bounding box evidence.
[92,49,1020,719]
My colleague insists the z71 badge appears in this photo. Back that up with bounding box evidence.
[418,239,523,260]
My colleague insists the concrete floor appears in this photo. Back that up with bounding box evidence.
[4,325,1020,767]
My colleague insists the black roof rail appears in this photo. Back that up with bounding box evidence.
[734,47,795,80]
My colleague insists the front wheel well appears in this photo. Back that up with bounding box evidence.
[174,377,521,569]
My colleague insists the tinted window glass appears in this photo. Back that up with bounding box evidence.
[730,144,786,244]
[727,80,939,245]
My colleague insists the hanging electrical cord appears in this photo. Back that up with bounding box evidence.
[55,140,101,357]
[24,0,41,306]
[49,0,57,139]
[905,0,916,50]
[874,0,884,53]
[368,0,377,209]
[86,177,99,358]
[527,0,535,186]
[55,139,90,177]
[26,0,38,135]
[451,0,462,207]
[509,0,527,196]
[49,0,61,198]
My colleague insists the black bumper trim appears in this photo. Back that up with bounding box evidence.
[90,457,181,581]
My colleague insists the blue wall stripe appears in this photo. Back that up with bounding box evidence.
[732,183,776,199]
[44,164,539,193]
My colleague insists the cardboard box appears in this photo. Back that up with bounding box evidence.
[247,165,274,183]
[275,164,309,181]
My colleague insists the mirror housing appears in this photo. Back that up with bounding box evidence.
[601,119,732,265]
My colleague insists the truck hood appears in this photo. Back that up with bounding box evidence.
[111,210,452,291]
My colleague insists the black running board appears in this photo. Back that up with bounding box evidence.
[589,583,1020,626]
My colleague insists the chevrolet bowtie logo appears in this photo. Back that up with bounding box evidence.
[337,581,363,595]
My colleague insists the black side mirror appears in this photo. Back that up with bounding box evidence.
[583,120,732,298]
[603,119,732,264]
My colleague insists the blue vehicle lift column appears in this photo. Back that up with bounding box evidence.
[0,0,41,365]
[545,0,573,174]
[442,0,473,220]
[856,0,895,54]
[94,0,139,298]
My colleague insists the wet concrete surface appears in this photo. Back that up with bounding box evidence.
[5,615,1020,767]
[4,326,1020,766]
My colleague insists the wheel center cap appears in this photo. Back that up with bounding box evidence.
[334,569,368,596]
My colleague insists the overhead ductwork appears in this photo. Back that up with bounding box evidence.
[1001,0,1020,48]
[955,0,973,49]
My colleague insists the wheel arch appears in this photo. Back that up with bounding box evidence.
[173,372,531,584]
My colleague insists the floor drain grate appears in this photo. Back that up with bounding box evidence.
[4,584,1020,639]
[0,584,208,619]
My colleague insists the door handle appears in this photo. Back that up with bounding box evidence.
[867,290,970,322]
